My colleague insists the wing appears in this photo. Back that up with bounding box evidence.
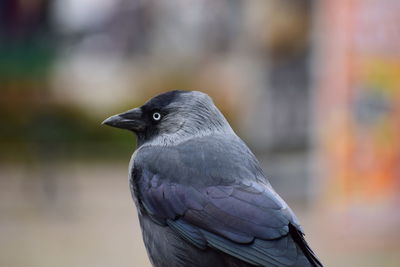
[132,135,314,266]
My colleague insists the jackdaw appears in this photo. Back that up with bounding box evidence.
[103,90,323,267]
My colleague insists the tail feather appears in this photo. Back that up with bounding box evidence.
[289,224,323,267]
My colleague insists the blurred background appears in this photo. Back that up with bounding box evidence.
[1,0,399,266]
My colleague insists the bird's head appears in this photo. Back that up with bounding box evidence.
[102,90,232,146]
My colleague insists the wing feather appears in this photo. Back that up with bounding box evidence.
[133,135,317,266]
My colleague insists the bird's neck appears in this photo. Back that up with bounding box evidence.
[139,126,234,148]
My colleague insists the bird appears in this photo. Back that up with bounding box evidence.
[103,90,323,267]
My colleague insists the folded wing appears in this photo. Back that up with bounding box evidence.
[133,136,318,266]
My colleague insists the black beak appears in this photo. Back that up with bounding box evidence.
[102,108,145,131]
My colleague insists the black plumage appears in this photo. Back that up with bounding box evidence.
[103,90,323,267]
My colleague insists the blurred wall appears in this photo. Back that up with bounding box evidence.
[313,0,400,208]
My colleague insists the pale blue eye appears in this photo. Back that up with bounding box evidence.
[152,112,161,121]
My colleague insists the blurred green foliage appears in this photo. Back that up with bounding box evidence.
[0,41,54,79]
[0,31,136,162]
[0,104,136,162]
